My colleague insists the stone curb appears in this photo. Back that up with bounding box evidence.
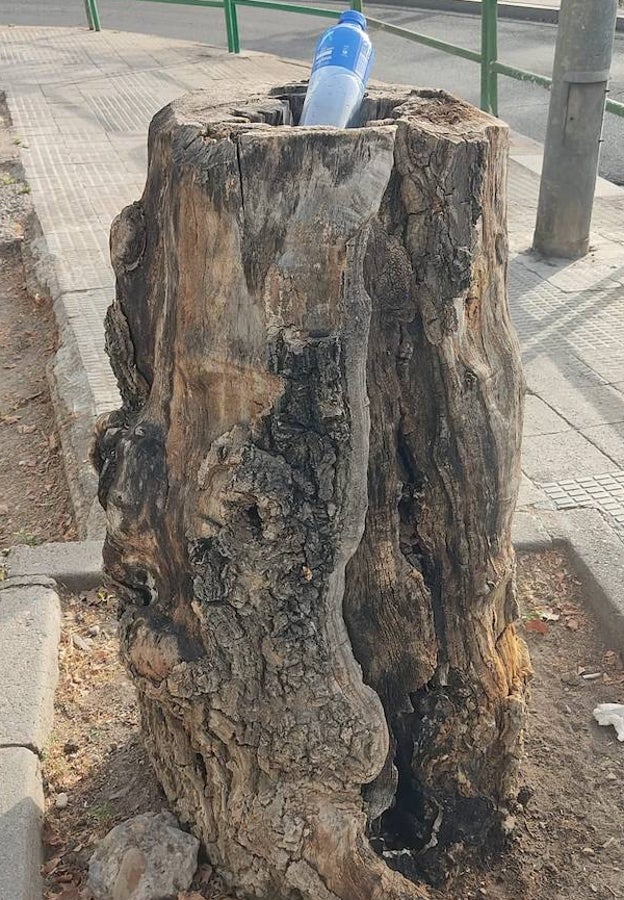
[0,93,103,542]
[0,581,60,754]
[544,508,624,652]
[0,581,61,900]
[515,508,624,652]
[512,509,553,551]
[0,548,102,900]
[22,213,108,542]
[0,746,44,900]
[0,102,106,542]
[6,540,104,592]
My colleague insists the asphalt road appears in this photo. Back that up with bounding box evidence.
[1,1,623,182]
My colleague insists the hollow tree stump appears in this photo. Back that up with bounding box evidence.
[93,86,530,900]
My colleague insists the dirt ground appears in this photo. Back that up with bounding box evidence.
[436,551,624,900]
[37,550,624,900]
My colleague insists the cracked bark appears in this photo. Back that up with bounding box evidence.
[93,86,530,899]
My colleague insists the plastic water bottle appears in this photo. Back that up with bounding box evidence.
[300,10,374,128]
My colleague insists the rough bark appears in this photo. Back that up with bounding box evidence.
[93,86,529,900]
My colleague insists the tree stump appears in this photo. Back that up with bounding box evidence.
[93,86,530,899]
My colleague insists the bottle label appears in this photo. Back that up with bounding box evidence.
[311,26,373,82]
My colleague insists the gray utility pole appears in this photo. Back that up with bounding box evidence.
[533,0,618,259]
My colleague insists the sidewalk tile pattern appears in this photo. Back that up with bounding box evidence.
[541,472,624,528]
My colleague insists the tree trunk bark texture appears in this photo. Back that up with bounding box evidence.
[93,86,530,900]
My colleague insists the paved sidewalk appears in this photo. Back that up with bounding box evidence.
[0,24,623,543]
[508,135,624,528]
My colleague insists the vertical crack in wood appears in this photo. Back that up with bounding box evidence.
[235,138,245,212]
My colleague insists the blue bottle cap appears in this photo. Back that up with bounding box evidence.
[338,9,367,29]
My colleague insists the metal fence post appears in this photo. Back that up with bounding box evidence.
[534,0,617,258]
[351,0,364,11]
[85,0,101,31]
[223,0,240,53]
[231,1,241,52]
[480,0,498,115]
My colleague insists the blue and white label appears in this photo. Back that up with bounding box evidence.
[310,21,374,85]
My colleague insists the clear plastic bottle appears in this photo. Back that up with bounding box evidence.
[300,10,374,128]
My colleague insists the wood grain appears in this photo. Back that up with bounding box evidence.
[93,86,529,899]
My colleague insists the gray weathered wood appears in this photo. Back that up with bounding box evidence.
[93,86,529,899]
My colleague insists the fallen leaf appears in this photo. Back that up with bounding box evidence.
[42,856,62,876]
[525,619,549,635]
[1,414,19,425]
[42,824,64,851]
[17,423,37,434]
[177,893,205,900]
[565,618,580,632]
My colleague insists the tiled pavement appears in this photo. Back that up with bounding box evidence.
[1,25,624,538]
[507,136,624,529]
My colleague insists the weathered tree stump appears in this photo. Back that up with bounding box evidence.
[93,86,530,899]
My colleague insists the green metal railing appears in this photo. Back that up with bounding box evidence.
[85,0,624,120]
[85,0,101,30]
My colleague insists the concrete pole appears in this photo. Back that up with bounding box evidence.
[533,0,617,259]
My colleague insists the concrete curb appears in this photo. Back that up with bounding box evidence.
[0,94,101,542]
[22,212,109,542]
[0,541,103,900]
[0,94,106,541]
[0,580,60,755]
[0,747,44,900]
[6,541,105,591]
[0,579,61,900]
[368,0,624,33]
[0,553,102,900]
[0,547,103,900]
[512,509,553,550]
[545,508,624,652]
[515,508,624,652]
